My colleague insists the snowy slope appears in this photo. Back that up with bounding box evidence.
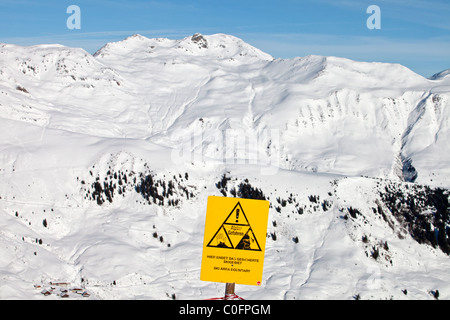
[430,69,450,81]
[2,34,449,186]
[93,34,450,187]
[0,34,449,300]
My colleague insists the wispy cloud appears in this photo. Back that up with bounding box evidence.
[312,0,450,31]
[241,31,450,76]
[245,31,450,59]
[86,0,196,11]
[0,28,198,53]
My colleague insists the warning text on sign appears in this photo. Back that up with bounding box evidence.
[207,255,260,273]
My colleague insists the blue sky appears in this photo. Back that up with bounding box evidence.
[0,0,449,77]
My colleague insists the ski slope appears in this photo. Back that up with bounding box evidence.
[0,33,449,300]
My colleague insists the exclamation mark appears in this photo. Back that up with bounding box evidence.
[236,209,240,223]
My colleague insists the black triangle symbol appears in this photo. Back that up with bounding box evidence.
[207,202,262,251]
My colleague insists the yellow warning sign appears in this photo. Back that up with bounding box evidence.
[207,202,262,251]
[200,196,270,286]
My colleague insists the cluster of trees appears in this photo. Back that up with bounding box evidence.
[82,169,195,207]
[380,183,450,255]
[82,169,131,205]
[135,173,193,206]
[215,174,266,200]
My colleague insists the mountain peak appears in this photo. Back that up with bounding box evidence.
[190,33,208,49]
[122,33,152,43]
[429,69,450,80]
[94,33,273,62]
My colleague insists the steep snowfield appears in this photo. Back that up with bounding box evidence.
[93,34,450,186]
[430,69,450,81]
[2,34,449,185]
[0,34,449,300]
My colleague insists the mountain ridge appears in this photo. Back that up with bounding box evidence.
[429,68,450,81]
[93,33,274,62]
[0,33,449,300]
[1,34,449,187]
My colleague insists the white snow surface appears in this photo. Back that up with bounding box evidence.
[0,33,449,300]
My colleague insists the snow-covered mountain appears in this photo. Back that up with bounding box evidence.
[430,69,450,81]
[0,33,449,300]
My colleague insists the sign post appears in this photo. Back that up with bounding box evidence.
[201,196,270,298]
[224,283,235,300]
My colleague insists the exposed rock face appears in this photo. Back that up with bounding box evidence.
[191,33,208,49]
